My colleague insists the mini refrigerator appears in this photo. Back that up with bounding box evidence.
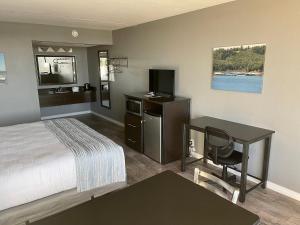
[144,112,162,163]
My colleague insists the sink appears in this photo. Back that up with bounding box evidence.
[55,90,71,94]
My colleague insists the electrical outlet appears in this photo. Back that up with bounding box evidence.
[189,139,195,148]
[189,139,195,153]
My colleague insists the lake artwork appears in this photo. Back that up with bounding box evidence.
[212,44,266,93]
[0,53,7,82]
[0,53,6,73]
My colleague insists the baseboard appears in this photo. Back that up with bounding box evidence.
[91,111,124,127]
[266,181,300,201]
[190,151,202,159]
[41,111,92,120]
[192,152,300,201]
[40,111,124,128]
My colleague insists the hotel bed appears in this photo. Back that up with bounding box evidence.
[0,118,126,225]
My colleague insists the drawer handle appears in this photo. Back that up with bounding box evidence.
[127,123,137,128]
[127,138,136,143]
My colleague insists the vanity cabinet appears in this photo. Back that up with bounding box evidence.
[38,87,96,107]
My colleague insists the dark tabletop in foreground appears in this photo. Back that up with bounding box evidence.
[31,171,259,225]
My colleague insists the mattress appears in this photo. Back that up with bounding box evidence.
[0,121,76,211]
[0,119,126,211]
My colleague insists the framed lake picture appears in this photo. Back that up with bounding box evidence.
[212,44,266,93]
[0,53,7,83]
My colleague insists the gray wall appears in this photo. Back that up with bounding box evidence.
[34,46,91,117]
[87,45,144,121]
[0,21,112,126]
[88,0,300,192]
[40,103,91,118]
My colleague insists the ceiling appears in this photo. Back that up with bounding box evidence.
[0,0,235,31]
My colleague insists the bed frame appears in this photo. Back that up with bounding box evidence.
[0,182,127,225]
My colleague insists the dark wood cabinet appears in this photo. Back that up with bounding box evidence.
[125,113,143,152]
[125,93,190,164]
[38,87,96,107]
[161,100,190,163]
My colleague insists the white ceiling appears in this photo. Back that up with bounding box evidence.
[0,0,235,30]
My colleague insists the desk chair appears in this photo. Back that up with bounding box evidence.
[204,126,243,182]
[194,168,240,204]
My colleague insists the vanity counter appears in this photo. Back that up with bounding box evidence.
[38,87,96,107]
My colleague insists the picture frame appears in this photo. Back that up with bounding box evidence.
[212,44,266,93]
[0,53,7,83]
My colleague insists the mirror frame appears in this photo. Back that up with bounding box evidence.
[36,55,77,86]
[98,50,111,109]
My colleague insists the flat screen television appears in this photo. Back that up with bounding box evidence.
[149,69,175,97]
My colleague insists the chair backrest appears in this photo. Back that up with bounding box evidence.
[204,126,234,163]
[194,168,240,204]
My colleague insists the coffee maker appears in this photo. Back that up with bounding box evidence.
[84,83,91,91]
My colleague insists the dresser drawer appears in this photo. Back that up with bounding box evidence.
[126,125,140,140]
[126,114,142,127]
[125,113,143,152]
[126,136,141,152]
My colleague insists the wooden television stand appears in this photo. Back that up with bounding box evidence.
[125,92,190,164]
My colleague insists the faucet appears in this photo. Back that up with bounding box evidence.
[56,87,63,93]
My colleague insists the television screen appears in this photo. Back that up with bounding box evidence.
[149,69,175,97]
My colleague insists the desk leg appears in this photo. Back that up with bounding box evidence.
[262,136,272,189]
[181,124,189,172]
[203,138,208,165]
[239,143,249,203]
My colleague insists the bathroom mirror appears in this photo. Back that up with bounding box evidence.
[98,50,111,109]
[36,55,77,85]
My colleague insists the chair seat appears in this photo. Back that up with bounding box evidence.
[208,150,243,165]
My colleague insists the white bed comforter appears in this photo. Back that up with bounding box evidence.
[0,121,77,211]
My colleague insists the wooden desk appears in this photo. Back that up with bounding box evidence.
[31,171,259,225]
[181,116,275,202]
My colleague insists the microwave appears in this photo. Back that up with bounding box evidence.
[126,98,142,116]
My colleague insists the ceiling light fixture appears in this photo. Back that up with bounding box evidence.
[46,47,55,53]
[57,47,66,53]
[37,47,44,52]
